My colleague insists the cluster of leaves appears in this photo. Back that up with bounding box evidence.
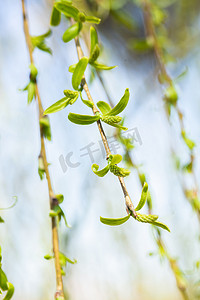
[49,194,70,229]
[44,251,76,276]
[44,62,129,131]
[30,29,52,54]
[44,0,171,234]
[100,182,170,231]
[21,64,38,104]
[0,199,17,299]
[0,248,14,300]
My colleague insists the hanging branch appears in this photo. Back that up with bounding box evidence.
[21,1,64,298]
[141,0,200,221]
[45,1,169,231]
[80,26,189,298]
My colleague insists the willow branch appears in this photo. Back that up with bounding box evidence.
[142,0,200,218]
[71,20,136,218]
[21,1,64,298]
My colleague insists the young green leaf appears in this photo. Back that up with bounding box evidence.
[85,16,101,24]
[100,214,130,226]
[104,122,127,131]
[55,194,64,204]
[50,7,61,26]
[68,113,100,125]
[91,62,117,70]
[0,269,8,291]
[151,221,170,232]
[80,93,93,108]
[68,63,77,73]
[29,63,38,79]
[40,116,51,141]
[106,88,130,116]
[109,154,123,165]
[96,101,112,114]
[62,22,82,43]
[135,182,148,211]
[90,26,98,54]
[72,57,88,90]
[181,131,195,150]
[38,155,45,180]
[89,44,100,64]
[91,164,110,177]
[54,2,79,20]
[0,216,4,223]
[3,282,14,300]
[27,82,36,104]
[44,92,79,115]
[44,254,53,260]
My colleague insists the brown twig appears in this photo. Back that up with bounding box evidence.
[21,0,64,298]
[142,0,200,219]
[71,20,137,218]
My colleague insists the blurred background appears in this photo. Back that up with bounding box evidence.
[1,0,200,299]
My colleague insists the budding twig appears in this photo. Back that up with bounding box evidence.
[21,0,64,298]
[71,19,137,218]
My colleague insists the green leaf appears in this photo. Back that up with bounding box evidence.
[107,88,129,116]
[68,113,100,125]
[51,7,61,26]
[44,254,53,260]
[91,164,110,177]
[164,85,178,105]
[100,214,130,226]
[135,182,148,211]
[151,221,170,232]
[104,122,127,131]
[80,93,93,108]
[59,207,70,228]
[72,57,88,90]
[44,92,79,115]
[129,37,154,52]
[0,269,8,291]
[62,22,82,43]
[109,154,123,165]
[77,12,86,22]
[85,16,101,24]
[55,194,64,204]
[96,101,112,114]
[68,63,77,73]
[59,252,77,265]
[89,44,100,64]
[40,116,51,141]
[38,155,45,180]
[90,26,98,54]
[3,282,14,300]
[181,131,195,150]
[31,31,52,54]
[0,217,4,223]
[27,82,36,104]
[54,2,79,20]
[91,62,117,70]
[29,64,38,79]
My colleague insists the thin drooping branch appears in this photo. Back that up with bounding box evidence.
[142,0,200,220]
[71,21,137,218]
[21,0,64,298]
[81,31,189,299]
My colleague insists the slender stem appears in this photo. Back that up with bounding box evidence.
[142,0,200,218]
[21,1,64,298]
[71,20,136,218]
